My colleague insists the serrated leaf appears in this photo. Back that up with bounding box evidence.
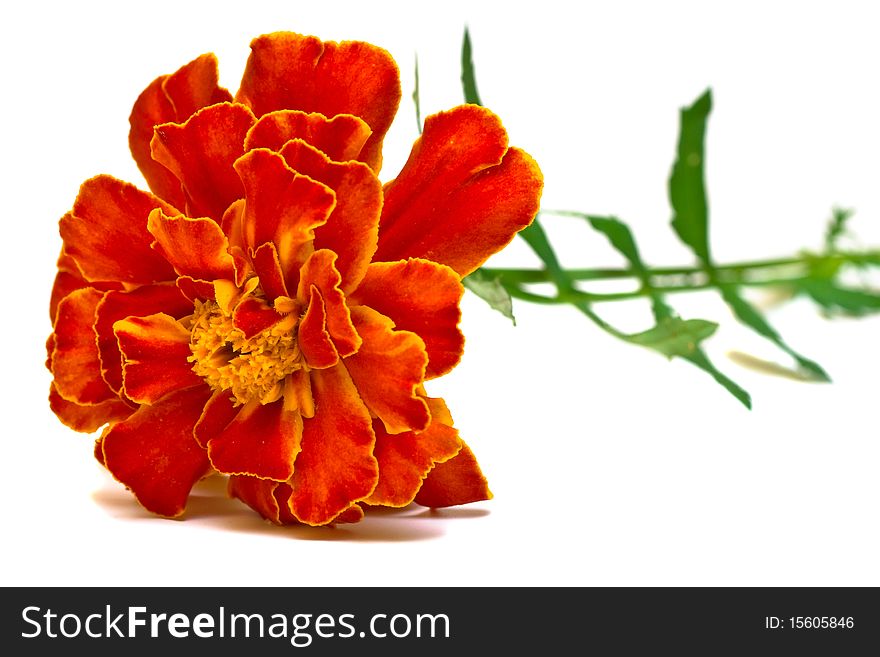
[799,279,880,316]
[669,89,713,264]
[718,284,830,381]
[461,26,482,106]
[463,269,516,323]
[412,54,422,134]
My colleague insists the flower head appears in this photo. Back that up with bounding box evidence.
[47,32,543,526]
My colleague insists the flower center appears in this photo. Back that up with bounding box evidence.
[188,299,302,405]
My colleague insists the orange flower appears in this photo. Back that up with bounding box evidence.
[47,32,543,526]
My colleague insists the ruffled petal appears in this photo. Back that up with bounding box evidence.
[50,250,122,321]
[232,296,282,338]
[367,398,461,507]
[251,243,289,302]
[147,208,235,280]
[228,475,283,523]
[95,284,193,394]
[235,32,400,172]
[48,383,133,433]
[287,363,378,525]
[280,140,381,292]
[101,385,213,517]
[375,105,543,276]
[194,390,239,448]
[208,398,302,481]
[344,306,429,434]
[233,148,336,284]
[297,286,338,369]
[176,276,216,303]
[129,54,232,207]
[59,176,179,284]
[414,441,493,508]
[51,288,117,404]
[114,313,203,404]
[244,110,371,161]
[296,249,361,357]
[151,102,256,221]
[351,259,464,379]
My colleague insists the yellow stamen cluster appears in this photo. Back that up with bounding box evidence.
[188,299,302,405]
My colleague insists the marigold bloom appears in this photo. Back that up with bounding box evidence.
[47,32,542,526]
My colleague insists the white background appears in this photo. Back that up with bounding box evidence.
[2,0,878,586]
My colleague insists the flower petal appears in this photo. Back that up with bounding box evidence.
[244,110,371,161]
[235,32,400,172]
[51,288,116,404]
[297,286,339,369]
[114,313,203,405]
[232,296,282,339]
[176,276,217,303]
[59,176,179,284]
[414,441,492,508]
[102,385,213,517]
[194,390,239,449]
[147,209,235,280]
[233,148,336,284]
[95,284,193,394]
[280,139,381,292]
[50,250,122,322]
[287,363,378,525]
[296,249,361,357]
[351,259,464,379]
[129,54,232,208]
[208,399,302,481]
[251,243,289,301]
[375,105,543,276]
[151,102,256,221]
[367,398,462,507]
[48,383,133,433]
[344,306,429,434]
[228,475,283,523]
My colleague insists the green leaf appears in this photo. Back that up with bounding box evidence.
[518,222,573,293]
[461,26,482,106]
[681,351,752,409]
[463,269,516,323]
[824,206,854,252]
[799,279,880,316]
[718,284,830,381]
[585,215,649,277]
[669,89,713,264]
[412,54,422,134]
[626,317,717,358]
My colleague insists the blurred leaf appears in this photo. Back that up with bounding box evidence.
[626,317,717,358]
[799,279,880,316]
[461,26,483,106]
[586,215,649,277]
[669,89,713,265]
[681,351,752,408]
[463,269,516,323]
[718,284,830,381]
[824,206,854,252]
[413,54,422,134]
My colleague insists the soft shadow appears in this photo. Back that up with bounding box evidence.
[727,350,822,382]
[92,476,450,542]
[410,507,491,520]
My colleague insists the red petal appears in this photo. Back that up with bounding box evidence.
[351,259,464,379]
[236,32,400,172]
[344,306,429,435]
[296,249,360,357]
[367,398,461,507]
[51,288,116,404]
[95,284,193,394]
[102,385,213,517]
[228,475,283,523]
[297,286,338,369]
[59,176,179,284]
[251,243,289,301]
[50,250,122,322]
[375,106,543,276]
[414,441,492,508]
[176,276,217,303]
[147,208,235,280]
[194,390,239,448]
[129,54,232,208]
[151,102,256,221]
[287,364,378,525]
[232,296,281,338]
[115,313,203,404]
[208,399,302,481]
[49,382,133,433]
[244,110,371,162]
[280,140,381,292]
[233,148,336,284]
